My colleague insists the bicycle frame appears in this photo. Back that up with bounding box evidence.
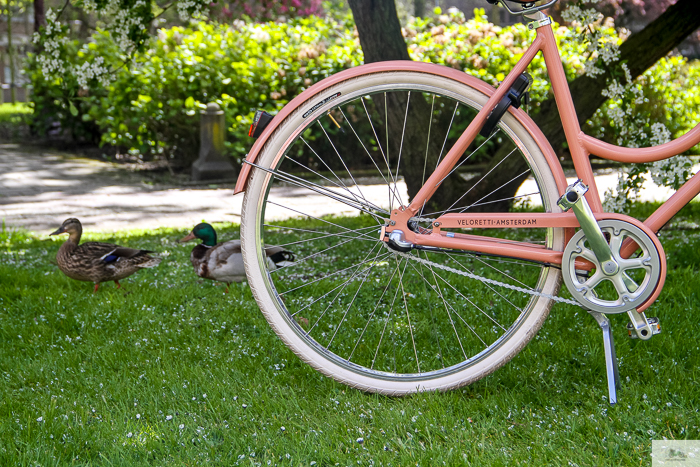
[388,20,700,262]
[234,17,700,286]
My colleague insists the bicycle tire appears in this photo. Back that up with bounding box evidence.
[241,68,565,394]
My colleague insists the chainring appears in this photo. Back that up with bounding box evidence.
[562,219,663,314]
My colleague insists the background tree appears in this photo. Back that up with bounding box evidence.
[414,0,425,17]
[33,0,43,33]
[348,0,473,209]
[549,0,676,31]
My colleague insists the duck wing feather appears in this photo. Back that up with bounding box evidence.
[206,240,246,283]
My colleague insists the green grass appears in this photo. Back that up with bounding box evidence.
[1,206,700,466]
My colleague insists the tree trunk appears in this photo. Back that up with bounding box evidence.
[348,0,410,63]
[348,0,470,212]
[490,3,500,27]
[414,0,425,18]
[7,4,15,105]
[34,0,45,33]
[464,0,700,211]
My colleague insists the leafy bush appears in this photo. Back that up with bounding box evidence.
[32,16,360,166]
[28,8,700,168]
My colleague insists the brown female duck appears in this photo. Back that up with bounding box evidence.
[50,218,161,292]
[179,223,294,293]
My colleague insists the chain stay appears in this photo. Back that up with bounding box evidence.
[385,242,580,306]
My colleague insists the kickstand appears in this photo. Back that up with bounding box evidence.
[588,310,620,405]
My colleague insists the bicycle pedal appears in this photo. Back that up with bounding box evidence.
[627,317,661,339]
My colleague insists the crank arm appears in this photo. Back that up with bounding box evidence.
[558,180,620,276]
[626,309,660,340]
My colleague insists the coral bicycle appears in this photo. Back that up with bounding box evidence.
[234,0,700,403]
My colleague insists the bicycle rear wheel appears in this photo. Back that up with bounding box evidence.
[241,68,565,394]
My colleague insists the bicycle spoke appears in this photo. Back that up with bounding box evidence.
[394,254,421,373]
[431,145,516,218]
[444,252,524,313]
[372,257,408,370]
[405,257,487,348]
[360,96,401,210]
[271,235,377,274]
[258,164,388,220]
[327,247,386,348]
[272,226,379,249]
[317,120,371,206]
[265,200,381,241]
[280,248,390,296]
[421,95,436,188]
[284,155,386,213]
[337,105,403,205]
[417,251,468,361]
[435,101,460,170]
[264,223,377,237]
[434,128,502,192]
[308,245,388,335]
[348,265,400,362]
[299,136,365,205]
[430,269,508,332]
[393,91,411,202]
[422,192,541,217]
[459,169,532,213]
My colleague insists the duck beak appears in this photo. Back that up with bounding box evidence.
[178,231,196,243]
[49,226,65,236]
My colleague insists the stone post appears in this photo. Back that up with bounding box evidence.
[192,102,236,182]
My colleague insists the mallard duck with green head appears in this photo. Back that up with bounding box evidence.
[50,218,161,292]
[179,223,294,292]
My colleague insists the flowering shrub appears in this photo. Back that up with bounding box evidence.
[549,0,677,29]
[29,8,699,172]
[554,0,698,212]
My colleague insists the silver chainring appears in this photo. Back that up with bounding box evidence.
[562,219,661,314]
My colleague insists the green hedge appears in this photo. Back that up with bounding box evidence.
[28,9,700,167]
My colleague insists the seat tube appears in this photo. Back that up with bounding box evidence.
[538,24,603,212]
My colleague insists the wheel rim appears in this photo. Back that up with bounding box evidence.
[250,78,560,383]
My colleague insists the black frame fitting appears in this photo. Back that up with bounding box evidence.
[479,73,532,138]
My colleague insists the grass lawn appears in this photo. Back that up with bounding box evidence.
[1,203,699,466]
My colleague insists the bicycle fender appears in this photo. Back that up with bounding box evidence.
[233,61,567,196]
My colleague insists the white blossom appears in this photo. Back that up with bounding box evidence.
[177,0,207,22]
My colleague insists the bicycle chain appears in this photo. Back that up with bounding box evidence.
[384,242,581,306]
